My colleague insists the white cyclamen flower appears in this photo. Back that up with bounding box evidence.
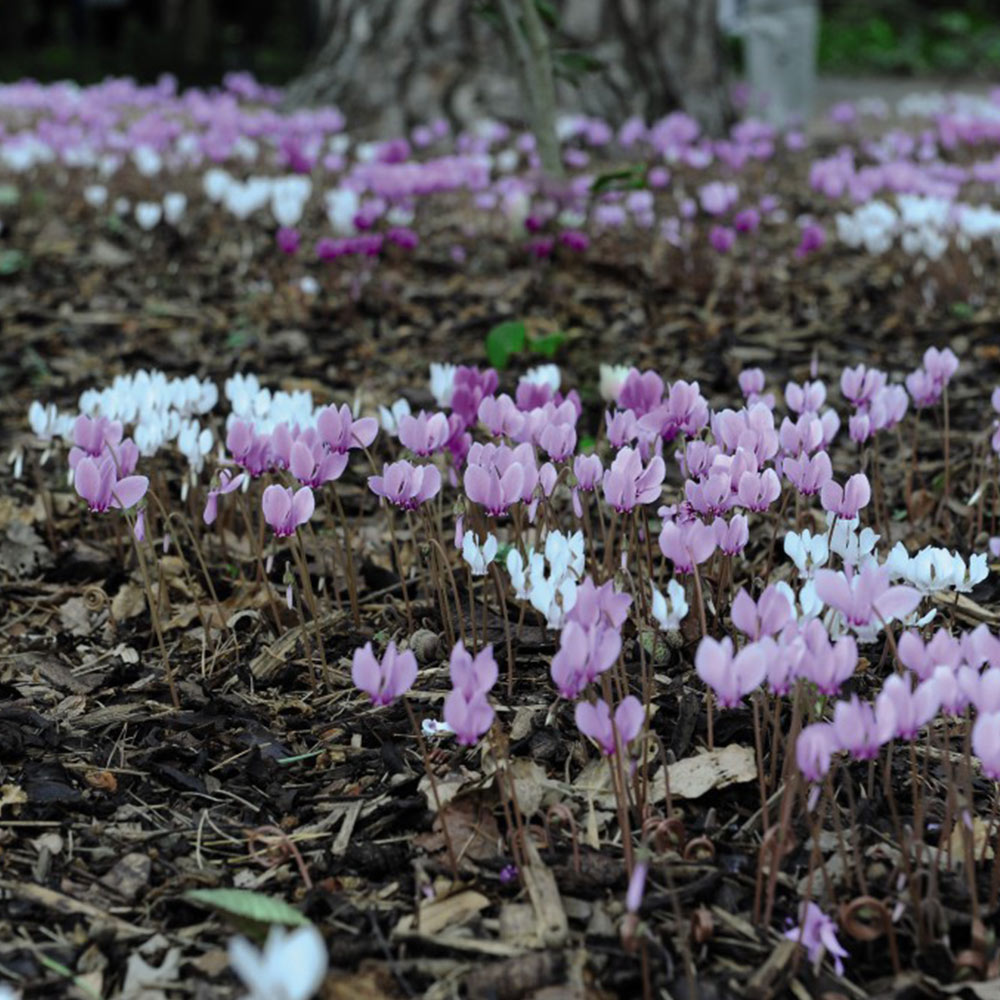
[378,398,412,436]
[651,579,688,631]
[135,201,162,230]
[599,363,631,404]
[429,363,457,409]
[163,192,187,225]
[228,924,327,1000]
[784,529,829,578]
[523,364,561,392]
[462,530,498,576]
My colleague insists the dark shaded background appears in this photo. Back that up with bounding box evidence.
[0,1,997,89]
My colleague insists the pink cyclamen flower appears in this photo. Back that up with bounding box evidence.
[369,460,442,510]
[444,640,497,745]
[550,620,622,699]
[814,565,920,632]
[731,585,792,640]
[897,627,961,681]
[695,636,767,708]
[840,364,886,409]
[973,712,1000,780]
[736,468,781,512]
[575,696,644,756]
[68,414,124,469]
[352,641,418,706]
[317,403,379,454]
[832,694,895,760]
[261,484,315,537]
[398,410,451,456]
[785,380,827,415]
[573,454,603,492]
[820,473,871,519]
[714,514,749,555]
[799,626,858,696]
[75,456,148,513]
[783,451,833,497]
[290,438,349,487]
[203,469,245,524]
[478,394,525,438]
[876,674,940,741]
[448,641,498,700]
[785,902,849,975]
[659,519,716,574]
[796,723,837,784]
[602,447,665,512]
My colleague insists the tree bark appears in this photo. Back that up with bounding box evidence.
[285,0,731,137]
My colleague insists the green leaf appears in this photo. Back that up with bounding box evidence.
[0,183,20,207]
[0,250,26,276]
[528,330,566,358]
[578,435,596,453]
[185,888,311,932]
[590,166,647,194]
[485,320,526,369]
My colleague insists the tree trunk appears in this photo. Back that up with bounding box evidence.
[285,0,730,137]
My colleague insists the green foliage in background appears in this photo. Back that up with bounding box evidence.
[819,2,1000,76]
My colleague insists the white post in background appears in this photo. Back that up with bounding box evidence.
[721,0,820,126]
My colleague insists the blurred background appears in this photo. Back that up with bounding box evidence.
[2,0,998,89]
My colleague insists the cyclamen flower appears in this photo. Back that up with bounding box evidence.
[290,439,349,487]
[478,394,525,438]
[786,380,827,415]
[462,530,498,576]
[568,577,631,631]
[229,924,328,1000]
[736,468,781,512]
[714,514,749,556]
[785,902,849,975]
[651,579,689,631]
[814,564,920,635]
[398,410,451,456]
[68,414,124,469]
[444,642,497,744]
[262,485,315,537]
[784,529,829,578]
[317,403,378,454]
[832,694,895,760]
[897,627,962,681]
[731,586,792,640]
[659,519,716,574]
[798,625,857,695]
[575,696,644,756]
[876,674,940,741]
[783,451,833,496]
[695,636,766,708]
[352,641,418,706]
[796,723,837,784]
[550,620,621,699]
[599,363,631,404]
[203,469,245,524]
[602,447,665,512]
[973,712,1000,780]
[74,456,148,513]
[379,397,412,436]
[369,460,441,510]
[820,473,871,519]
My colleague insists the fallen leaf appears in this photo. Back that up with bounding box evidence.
[0,784,27,816]
[120,947,182,1000]
[419,888,490,935]
[657,744,758,800]
[112,581,147,621]
[85,771,119,793]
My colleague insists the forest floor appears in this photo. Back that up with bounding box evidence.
[1,155,1000,1000]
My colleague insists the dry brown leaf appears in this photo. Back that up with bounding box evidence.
[85,770,119,793]
[419,888,490,935]
[112,581,147,621]
[655,744,758,801]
